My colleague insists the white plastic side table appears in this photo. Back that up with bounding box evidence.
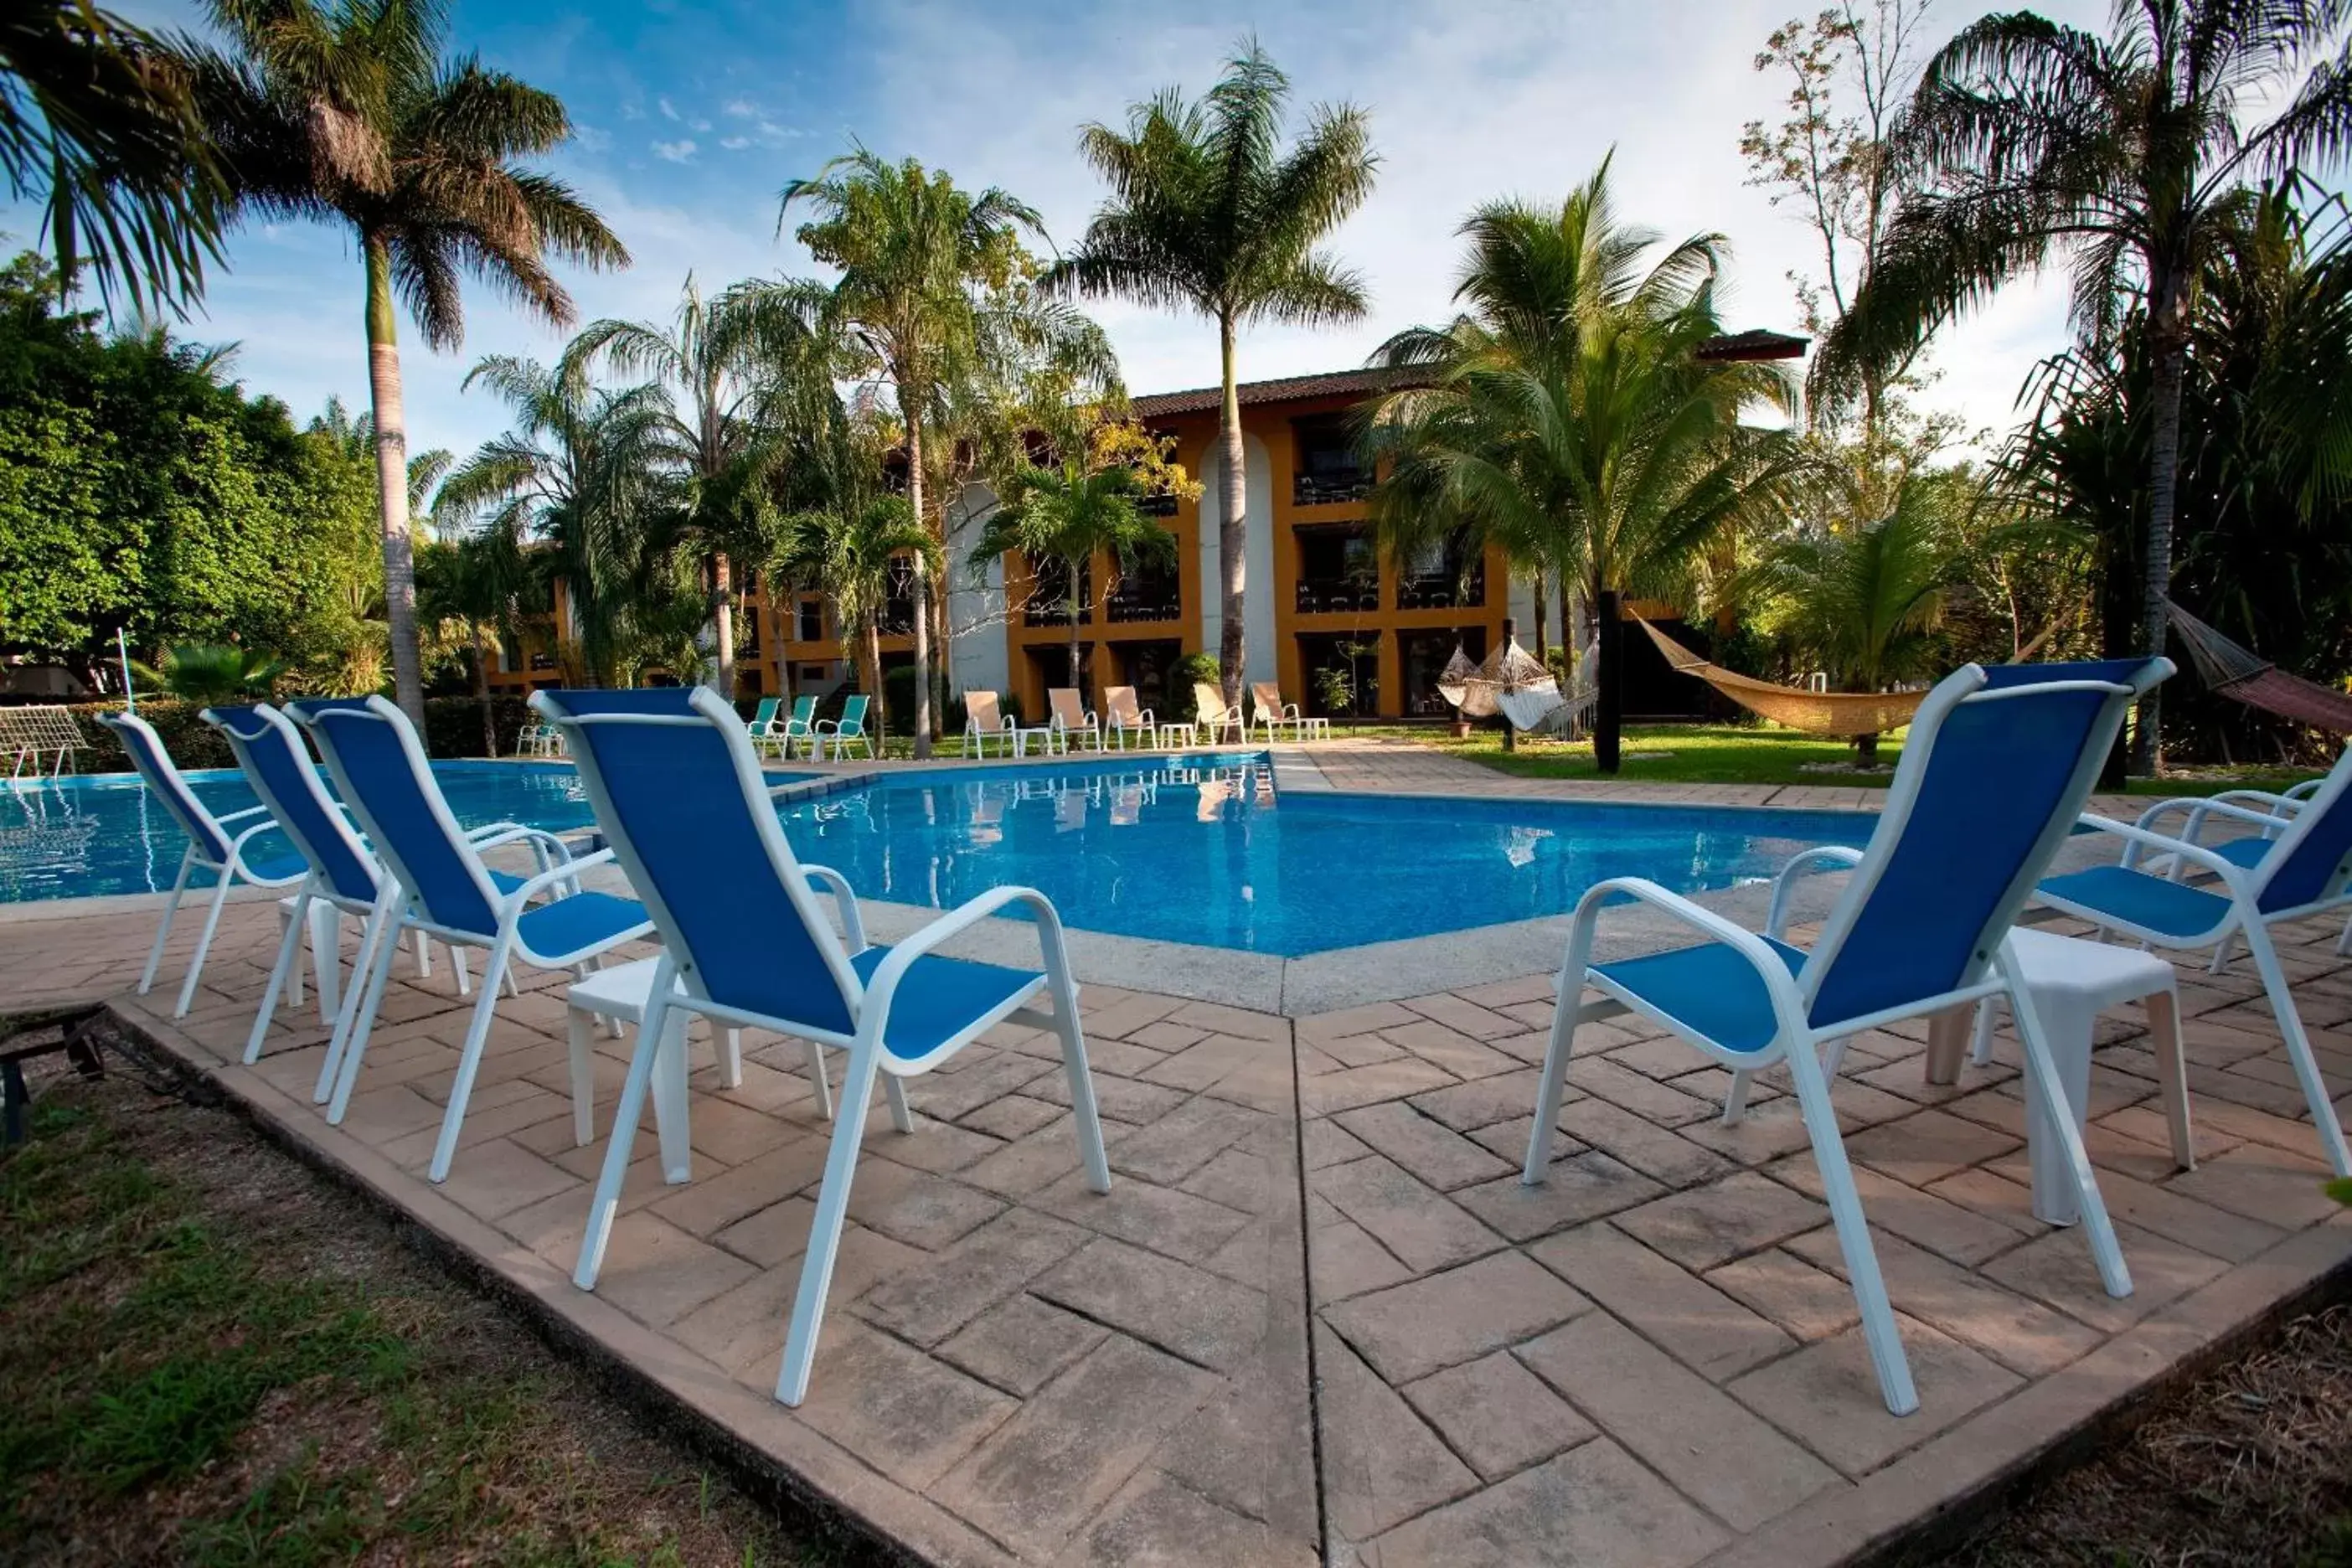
[1949,926,2195,1225]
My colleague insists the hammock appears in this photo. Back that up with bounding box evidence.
[2167,601,2352,735]
[1438,637,1583,730]
[1633,616,1930,735]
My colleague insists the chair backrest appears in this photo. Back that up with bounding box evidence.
[204,704,378,903]
[2249,745,2352,913]
[787,694,817,729]
[1251,683,1284,721]
[1801,658,2169,1032]
[966,690,1004,732]
[98,711,231,863]
[533,687,862,1034]
[1105,686,1144,726]
[1193,682,1232,721]
[837,694,869,733]
[750,697,781,730]
[292,696,505,938]
[1049,688,1086,729]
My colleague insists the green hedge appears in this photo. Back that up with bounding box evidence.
[48,694,544,774]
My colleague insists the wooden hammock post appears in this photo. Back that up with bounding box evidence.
[1595,590,1623,774]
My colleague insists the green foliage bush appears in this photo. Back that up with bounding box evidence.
[59,694,539,774]
[1173,652,1223,721]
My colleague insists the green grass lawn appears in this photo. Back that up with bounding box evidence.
[1322,721,2325,797]
[1,1058,834,1566]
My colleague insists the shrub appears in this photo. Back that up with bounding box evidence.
[1173,652,1223,721]
[59,692,541,773]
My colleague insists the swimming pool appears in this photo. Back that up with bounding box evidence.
[3,754,1878,956]
[0,761,631,903]
[771,756,1876,955]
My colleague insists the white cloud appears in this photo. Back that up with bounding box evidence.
[720,136,752,151]
[724,97,761,119]
[651,138,698,163]
[573,122,611,152]
[657,95,682,121]
[689,117,712,132]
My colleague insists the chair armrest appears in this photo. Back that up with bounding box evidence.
[504,845,618,905]
[802,863,868,951]
[1766,845,1864,939]
[217,804,271,825]
[855,884,1073,1050]
[2071,812,2247,882]
[1568,875,1811,1044]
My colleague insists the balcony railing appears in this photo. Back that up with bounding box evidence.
[1138,493,1179,517]
[1024,601,1091,628]
[1294,472,1371,507]
[1296,580,1382,615]
[1395,570,1487,610]
[1106,588,1181,623]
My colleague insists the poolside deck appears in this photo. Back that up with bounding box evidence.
[6,750,2349,1566]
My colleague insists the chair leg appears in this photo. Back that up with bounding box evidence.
[804,1038,833,1120]
[881,1073,915,1133]
[576,966,677,1290]
[566,1006,596,1147]
[2003,954,2133,1298]
[2209,934,2234,975]
[719,1027,744,1089]
[1722,1069,1752,1125]
[451,942,470,997]
[1045,969,1112,1194]
[245,886,313,1065]
[650,1008,694,1184]
[2338,913,2352,959]
[1969,996,1999,1065]
[316,887,396,1104]
[1784,1035,1919,1416]
[427,936,513,1184]
[2242,921,2352,1176]
[324,910,403,1120]
[307,898,340,1024]
[779,1041,883,1407]
[1522,943,1592,1183]
[173,869,237,1019]
[2145,987,2195,1171]
[282,902,305,1012]
[139,852,196,995]
[413,928,433,979]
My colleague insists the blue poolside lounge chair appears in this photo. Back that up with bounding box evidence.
[204,703,513,1069]
[533,684,1111,1406]
[291,696,652,1182]
[1523,657,2170,1416]
[812,692,873,761]
[2035,744,2352,1176]
[100,709,311,1019]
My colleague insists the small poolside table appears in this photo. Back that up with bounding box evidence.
[1009,723,1058,759]
[1924,926,2192,1225]
[565,957,740,1185]
[1156,720,1199,748]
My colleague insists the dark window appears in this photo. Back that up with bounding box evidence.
[1395,531,1487,609]
[1024,554,1092,628]
[797,598,824,642]
[1292,415,1367,505]
[1294,525,1380,614]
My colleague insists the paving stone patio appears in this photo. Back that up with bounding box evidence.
[6,748,2351,1565]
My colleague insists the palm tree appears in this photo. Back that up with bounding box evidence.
[1049,39,1378,706]
[570,276,837,699]
[134,642,284,704]
[969,458,1178,689]
[3,0,223,308]
[1821,0,2352,771]
[780,150,1041,758]
[416,520,529,756]
[1366,163,1798,771]
[435,353,673,687]
[770,423,941,735]
[194,0,627,730]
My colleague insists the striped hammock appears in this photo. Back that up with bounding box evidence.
[2167,601,2352,735]
[1634,617,1930,736]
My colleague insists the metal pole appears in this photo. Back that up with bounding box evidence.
[116,627,135,710]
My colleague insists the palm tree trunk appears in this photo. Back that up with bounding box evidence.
[1595,585,1622,775]
[1216,313,1248,708]
[1532,574,1549,660]
[471,623,497,757]
[1068,553,1086,689]
[711,551,735,698]
[905,404,935,760]
[363,235,427,730]
[2136,307,2189,777]
[863,619,885,736]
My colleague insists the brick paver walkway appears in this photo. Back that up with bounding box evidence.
[6,750,2349,1565]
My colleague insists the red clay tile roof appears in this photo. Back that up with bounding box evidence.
[1130,364,1428,418]
[1694,328,1811,362]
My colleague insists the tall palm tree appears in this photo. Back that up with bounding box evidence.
[969,458,1177,689]
[416,519,529,756]
[780,150,1039,757]
[3,0,225,308]
[1367,164,1798,771]
[1048,39,1378,705]
[435,353,672,687]
[570,276,836,699]
[194,0,627,729]
[1821,0,2352,771]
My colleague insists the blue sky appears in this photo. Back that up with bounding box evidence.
[32,0,2112,467]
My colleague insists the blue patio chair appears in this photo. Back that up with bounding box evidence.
[532,684,1111,1406]
[292,695,652,1182]
[99,709,311,1019]
[1522,657,2170,1417]
[203,703,518,1070]
[2035,742,2352,1176]
[812,692,873,760]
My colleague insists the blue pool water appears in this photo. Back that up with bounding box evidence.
[3,754,1878,956]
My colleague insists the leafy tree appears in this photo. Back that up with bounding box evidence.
[194,0,627,729]
[1366,161,1799,771]
[3,0,224,308]
[970,455,1177,690]
[1822,0,2352,771]
[781,150,1041,757]
[133,642,284,704]
[1049,39,1377,705]
[416,520,530,755]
